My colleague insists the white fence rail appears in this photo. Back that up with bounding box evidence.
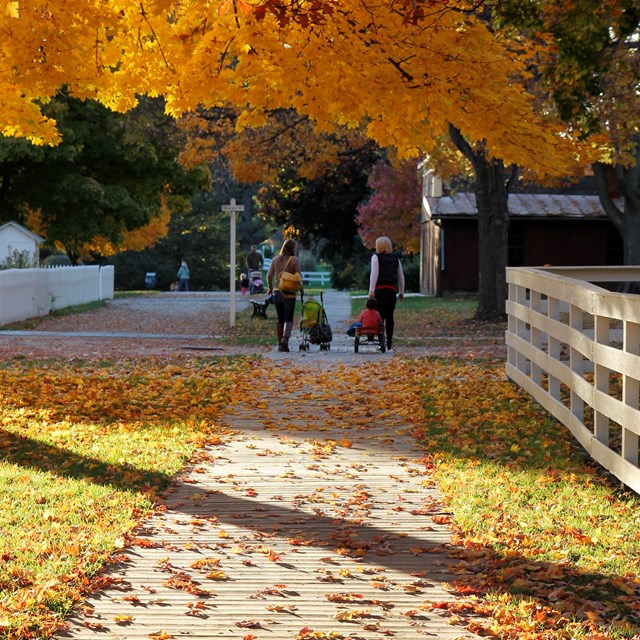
[0,265,114,326]
[506,266,640,494]
[302,271,331,286]
[258,260,331,287]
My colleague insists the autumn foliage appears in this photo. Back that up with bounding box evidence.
[0,1,588,178]
[356,159,422,254]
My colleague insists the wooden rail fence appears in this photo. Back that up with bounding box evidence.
[506,266,640,494]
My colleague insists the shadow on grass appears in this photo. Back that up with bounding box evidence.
[0,429,171,493]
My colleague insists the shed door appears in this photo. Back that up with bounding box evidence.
[441,221,478,291]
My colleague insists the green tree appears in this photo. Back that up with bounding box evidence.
[0,93,206,263]
[110,166,267,291]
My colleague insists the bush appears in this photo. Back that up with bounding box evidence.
[0,248,38,270]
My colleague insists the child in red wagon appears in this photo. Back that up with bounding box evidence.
[347,298,384,337]
[358,298,383,337]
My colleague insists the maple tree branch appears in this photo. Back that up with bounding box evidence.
[448,121,477,169]
[139,2,171,69]
[386,56,414,82]
[218,35,237,74]
[505,164,518,191]
[231,0,241,29]
[249,114,308,148]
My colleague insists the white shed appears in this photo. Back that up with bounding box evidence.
[0,221,44,267]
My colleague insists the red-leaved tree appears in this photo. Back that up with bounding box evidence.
[356,159,421,254]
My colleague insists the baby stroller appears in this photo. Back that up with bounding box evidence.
[299,291,332,351]
[249,270,264,295]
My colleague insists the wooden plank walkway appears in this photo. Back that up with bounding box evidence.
[58,359,481,640]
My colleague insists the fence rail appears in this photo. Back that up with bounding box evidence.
[301,271,331,286]
[0,265,114,326]
[258,260,331,287]
[506,266,640,494]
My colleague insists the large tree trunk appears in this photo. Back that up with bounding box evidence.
[449,124,513,322]
[594,155,640,265]
[474,155,511,321]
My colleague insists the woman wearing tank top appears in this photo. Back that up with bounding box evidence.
[368,236,405,350]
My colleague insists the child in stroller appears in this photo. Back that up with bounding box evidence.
[352,298,385,353]
[299,291,332,351]
[249,270,264,295]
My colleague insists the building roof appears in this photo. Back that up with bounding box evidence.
[0,221,45,243]
[424,193,619,220]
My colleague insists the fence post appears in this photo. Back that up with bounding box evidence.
[623,321,640,466]
[530,290,543,386]
[594,314,610,445]
[548,297,561,401]
[569,304,584,420]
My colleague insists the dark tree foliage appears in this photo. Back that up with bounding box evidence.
[256,140,385,288]
[109,166,269,291]
[493,0,640,268]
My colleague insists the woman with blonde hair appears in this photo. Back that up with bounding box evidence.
[267,238,304,352]
[368,236,405,350]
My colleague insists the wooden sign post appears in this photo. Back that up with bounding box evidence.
[222,198,245,328]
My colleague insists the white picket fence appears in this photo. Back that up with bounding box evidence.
[0,265,114,326]
[506,266,640,494]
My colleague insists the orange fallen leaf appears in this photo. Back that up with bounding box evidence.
[235,619,263,629]
[266,548,281,562]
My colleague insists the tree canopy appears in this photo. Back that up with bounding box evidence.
[0,1,587,177]
[356,158,422,255]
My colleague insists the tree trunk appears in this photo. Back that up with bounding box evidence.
[449,124,512,322]
[594,154,640,265]
[474,154,510,321]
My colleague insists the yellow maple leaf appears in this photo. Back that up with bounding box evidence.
[4,1,18,18]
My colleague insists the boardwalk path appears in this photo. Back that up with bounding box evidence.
[53,292,480,639]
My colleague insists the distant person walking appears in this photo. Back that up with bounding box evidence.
[368,236,404,350]
[177,260,190,292]
[246,244,264,272]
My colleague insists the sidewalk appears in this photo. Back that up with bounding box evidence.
[56,347,481,640]
[1,290,483,638]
